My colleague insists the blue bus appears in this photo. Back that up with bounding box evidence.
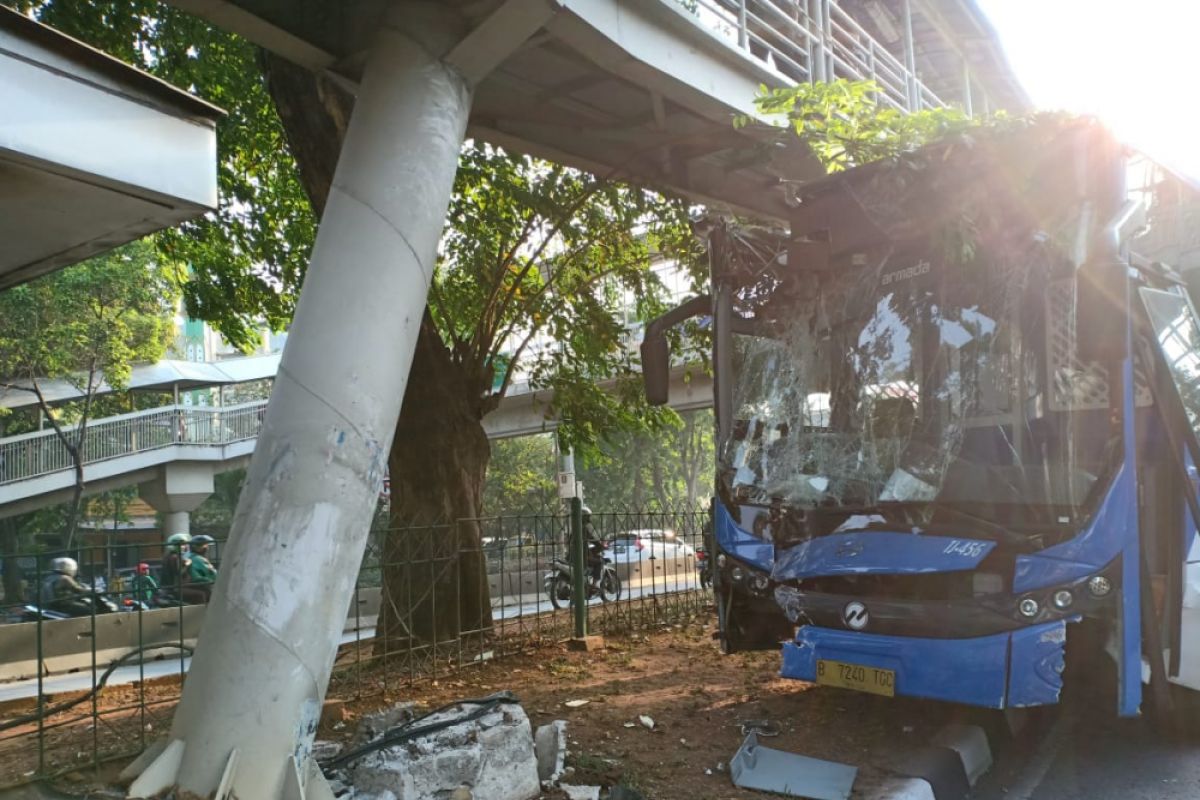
[642,120,1200,717]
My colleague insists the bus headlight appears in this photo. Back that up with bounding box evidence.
[752,575,770,592]
[730,566,745,583]
[1018,597,1040,618]
[1087,576,1112,597]
[716,554,727,569]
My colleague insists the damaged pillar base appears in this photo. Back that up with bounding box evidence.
[125,740,336,800]
[567,635,605,652]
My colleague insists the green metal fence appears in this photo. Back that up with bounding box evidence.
[0,505,711,788]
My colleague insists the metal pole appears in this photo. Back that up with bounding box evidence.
[822,0,834,80]
[737,0,748,49]
[130,4,474,799]
[809,0,826,82]
[570,496,587,638]
[961,57,973,117]
[902,0,919,109]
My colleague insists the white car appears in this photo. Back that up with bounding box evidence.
[606,529,695,564]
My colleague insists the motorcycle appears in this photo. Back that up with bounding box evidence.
[20,592,123,621]
[545,546,622,609]
[696,545,713,590]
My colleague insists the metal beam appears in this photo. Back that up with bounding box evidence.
[166,0,337,70]
[445,0,561,84]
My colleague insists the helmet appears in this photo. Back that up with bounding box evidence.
[190,535,215,549]
[581,506,592,517]
[136,563,150,575]
[166,532,191,553]
[51,557,78,577]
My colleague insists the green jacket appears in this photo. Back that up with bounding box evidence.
[131,574,158,604]
[188,554,217,584]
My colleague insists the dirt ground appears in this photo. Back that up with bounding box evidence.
[322,613,967,799]
[5,612,979,798]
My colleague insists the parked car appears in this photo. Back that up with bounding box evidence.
[606,529,695,563]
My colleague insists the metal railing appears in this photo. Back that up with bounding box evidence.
[0,401,269,485]
[0,506,712,788]
[682,0,945,111]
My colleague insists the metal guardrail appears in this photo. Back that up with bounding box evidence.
[0,401,269,485]
[684,0,945,111]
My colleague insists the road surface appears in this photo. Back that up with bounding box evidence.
[975,659,1200,800]
[0,573,701,702]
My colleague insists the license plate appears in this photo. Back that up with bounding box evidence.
[816,659,895,697]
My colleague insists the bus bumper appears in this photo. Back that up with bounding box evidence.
[780,618,1078,709]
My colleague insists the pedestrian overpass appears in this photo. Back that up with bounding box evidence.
[169,0,1024,221]
[0,358,710,519]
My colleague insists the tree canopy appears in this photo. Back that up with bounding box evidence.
[0,240,179,541]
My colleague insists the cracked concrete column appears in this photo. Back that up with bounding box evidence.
[127,4,472,798]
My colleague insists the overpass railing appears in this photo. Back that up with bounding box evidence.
[686,0,945,111]
[0,400,269,486]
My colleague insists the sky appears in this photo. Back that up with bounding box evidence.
[978,0,1200,179]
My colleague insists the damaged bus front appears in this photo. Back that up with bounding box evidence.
[643,121,1200,716]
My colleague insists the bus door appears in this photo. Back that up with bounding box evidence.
[1138,287,1200,691]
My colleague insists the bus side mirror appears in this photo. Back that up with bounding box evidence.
[641,334,670,406]
[640,295,711,407]
[1076,257,1128,362]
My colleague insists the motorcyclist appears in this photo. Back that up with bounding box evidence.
[185,535,218,603]
[160,533,191,599]
[130,562,158,606]
[39,557,93,616]
[582,507,605,586]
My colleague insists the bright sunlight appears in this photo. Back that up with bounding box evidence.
[980,0,1200,181]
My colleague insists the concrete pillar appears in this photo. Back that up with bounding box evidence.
[139,462,214,536]
[127,4,473,799]
[163,511,190,537]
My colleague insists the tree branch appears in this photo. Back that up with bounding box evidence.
[479,176,611,355]
[486,249,652,367]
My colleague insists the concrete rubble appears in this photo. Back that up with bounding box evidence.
[322,694,593,800]
[535,720,568,782]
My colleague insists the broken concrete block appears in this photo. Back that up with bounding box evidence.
[345,699,540,800]
[534,720,567,782]
[567,635,605,652]
[311,739,341,763]
[349,702,417,750]
[560,786,601,800]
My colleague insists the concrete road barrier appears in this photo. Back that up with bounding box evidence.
[0,587,384,683]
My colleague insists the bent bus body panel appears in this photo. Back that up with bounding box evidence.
[780,618,1075,709]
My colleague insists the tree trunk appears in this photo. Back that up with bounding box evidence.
[64,449,84,550]
[678,411,699,507]
[650,447,669,510]
[381,312,493,648]
[261,53,494,648]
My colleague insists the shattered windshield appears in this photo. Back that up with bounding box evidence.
[719,245,1120,523]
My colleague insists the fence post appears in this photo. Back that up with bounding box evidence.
[569,497,587,638]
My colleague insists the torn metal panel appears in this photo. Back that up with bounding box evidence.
[730,732,857,800]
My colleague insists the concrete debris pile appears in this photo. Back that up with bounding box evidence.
[319,692,602,800]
